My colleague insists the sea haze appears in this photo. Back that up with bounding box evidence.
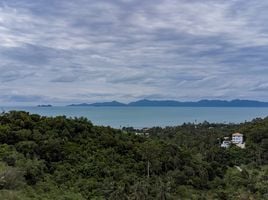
[3,106,268,128]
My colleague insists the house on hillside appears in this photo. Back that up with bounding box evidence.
[232,132,245,148]
[232,132,243,144]
[221,133,245,149]
[221,140,231,148]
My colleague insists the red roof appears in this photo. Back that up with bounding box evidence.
[232,132,243,136]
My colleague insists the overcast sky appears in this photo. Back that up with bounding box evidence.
[1,0,268,105]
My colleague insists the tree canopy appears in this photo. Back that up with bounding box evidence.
[0,111,267,199]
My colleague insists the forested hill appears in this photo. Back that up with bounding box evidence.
[0,111,267,199]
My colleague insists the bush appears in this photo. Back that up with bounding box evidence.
[0,163,25,190]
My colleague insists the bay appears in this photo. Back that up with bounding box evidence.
[2,106,268,128]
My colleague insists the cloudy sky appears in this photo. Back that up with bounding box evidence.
[1,0,268,105]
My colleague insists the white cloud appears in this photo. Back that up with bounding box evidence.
[0,0,268,105]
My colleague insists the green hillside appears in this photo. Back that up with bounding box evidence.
[0,111,267,199]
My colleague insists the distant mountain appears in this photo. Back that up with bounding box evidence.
[68,101,126,107]
[193,99,268,107]
[68,99,268,107]
[128,99,182,106]
[68,103,92,107]
[128,99,268,107]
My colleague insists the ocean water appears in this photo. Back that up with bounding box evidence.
[3,106,268,128]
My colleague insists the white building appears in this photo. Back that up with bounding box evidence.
[220,133,245,149]
[221,140,231,148]
[232,133,245,148]
[232,133,243,144]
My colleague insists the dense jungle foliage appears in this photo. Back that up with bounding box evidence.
[0,111,267,199]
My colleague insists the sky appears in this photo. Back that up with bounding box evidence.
[1,0,268,105]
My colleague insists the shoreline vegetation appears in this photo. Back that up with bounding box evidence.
[0,111,267,199]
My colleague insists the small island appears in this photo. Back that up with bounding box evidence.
[37,104,53,107]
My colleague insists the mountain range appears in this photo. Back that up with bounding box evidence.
[68,99,268,107]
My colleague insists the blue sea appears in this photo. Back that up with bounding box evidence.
[3,106,268,128]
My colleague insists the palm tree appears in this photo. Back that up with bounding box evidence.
[130,180,149,200]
